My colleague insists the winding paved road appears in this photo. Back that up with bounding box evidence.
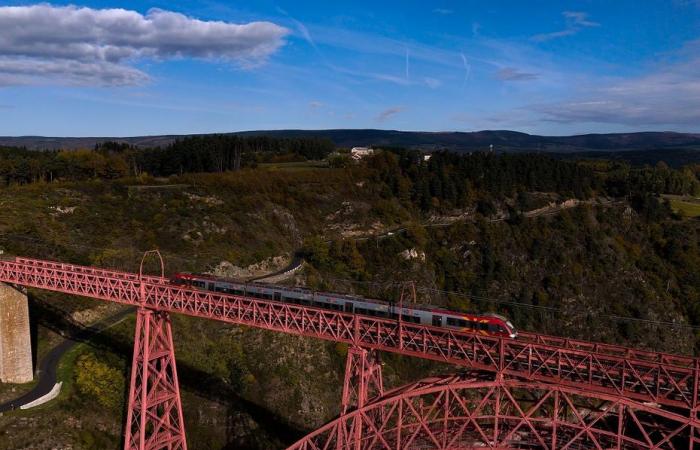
[0,307,133,413]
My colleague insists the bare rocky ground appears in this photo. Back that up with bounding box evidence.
[211,255,291,281]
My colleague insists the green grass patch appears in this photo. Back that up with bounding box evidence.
[258,160,329,171]
[669,199,700,217]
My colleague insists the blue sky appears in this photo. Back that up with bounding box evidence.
[0,1,699,136]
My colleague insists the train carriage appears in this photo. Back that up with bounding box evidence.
[171,272,517,338]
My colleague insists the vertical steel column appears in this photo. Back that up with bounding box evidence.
[692,358,700,450]
[124,308,187,450]
[341,346,384,414]
[337,345,383,450]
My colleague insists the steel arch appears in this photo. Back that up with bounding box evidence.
[288,374,700,450]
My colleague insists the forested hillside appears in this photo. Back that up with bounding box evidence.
[0,143,698,449]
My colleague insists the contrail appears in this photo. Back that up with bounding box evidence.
[460,52,471,90]
[405,48,410,81]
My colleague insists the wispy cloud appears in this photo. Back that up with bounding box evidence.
[424,77,441,89]
[496,67,539,81]
[563,11,600,27]
[532,11,600,42]
[307,24,499,71]
[376,106,405,122]
[293,18,318,50]
[405,48,410,80]
[309,101,323,109]
[433,8,453,15]
[373,73,413,86]
[533,46,700,126]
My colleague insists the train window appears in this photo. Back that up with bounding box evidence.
[344,302,354,313]
[447,318,469,328]
[488,324,498,333]
[432,315,442,327]
[274,292,281,301]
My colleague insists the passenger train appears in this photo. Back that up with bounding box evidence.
[170,273,517,338]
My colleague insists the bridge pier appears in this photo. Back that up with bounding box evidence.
[124,308,187,450]
[0,283,33,384]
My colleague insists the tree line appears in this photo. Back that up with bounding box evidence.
[362,149,700,212]
[0,134,335,184]
[0,138,698,205]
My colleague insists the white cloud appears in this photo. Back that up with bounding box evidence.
[0,4,289,86]
[433,8,453,15]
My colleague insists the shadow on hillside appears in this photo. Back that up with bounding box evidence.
[28,296,309,447]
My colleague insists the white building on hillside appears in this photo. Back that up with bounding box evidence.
[351,147,374,160]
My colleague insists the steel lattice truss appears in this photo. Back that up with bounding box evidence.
[289,374,700,450]
[1,257,697,410]
[1,256,700,450]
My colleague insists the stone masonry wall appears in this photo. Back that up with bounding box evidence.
[0,283,33,383]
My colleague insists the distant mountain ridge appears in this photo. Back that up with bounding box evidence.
[2,129,700,152]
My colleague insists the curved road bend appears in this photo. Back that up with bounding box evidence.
[248,253,304,282]
[0,307,134,413]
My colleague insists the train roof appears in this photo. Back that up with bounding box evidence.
[172,272,510,323]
